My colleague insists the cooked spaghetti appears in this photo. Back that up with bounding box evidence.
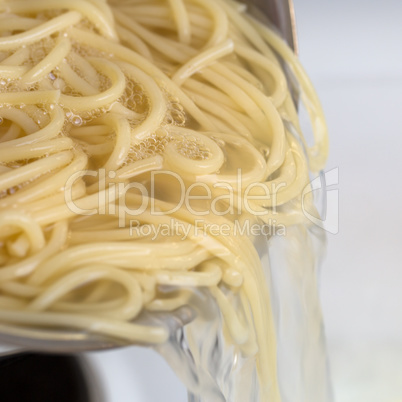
[0,0,328,400]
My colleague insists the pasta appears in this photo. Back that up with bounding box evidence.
[0,0,328,400]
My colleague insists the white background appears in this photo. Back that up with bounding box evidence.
[88,1,402,401]
[294,0,402,401]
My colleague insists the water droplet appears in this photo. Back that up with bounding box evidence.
[0,117,3,125]
[72,116,83,126]
[48,72,56,80]
[0,80,6,86]
[53,78,65,90]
